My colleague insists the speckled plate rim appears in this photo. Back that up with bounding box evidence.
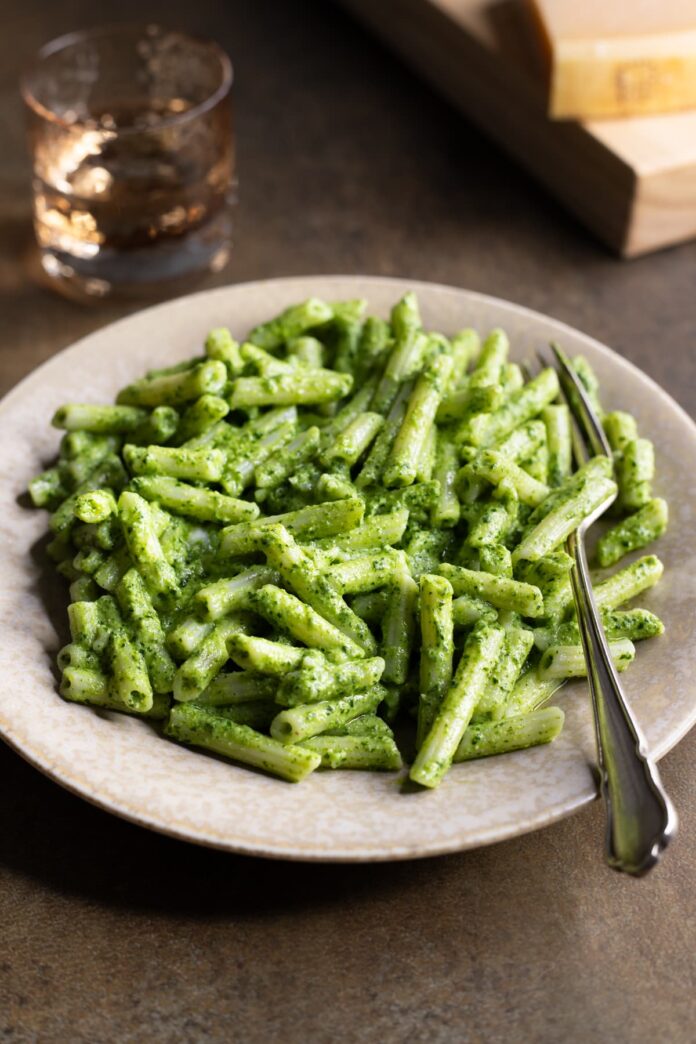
[1,275,695,863]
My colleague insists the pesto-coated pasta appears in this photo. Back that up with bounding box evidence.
[29,291,668,786]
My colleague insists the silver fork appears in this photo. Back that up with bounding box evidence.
[535,344,677,875]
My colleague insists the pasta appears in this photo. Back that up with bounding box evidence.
[29,292,669,787]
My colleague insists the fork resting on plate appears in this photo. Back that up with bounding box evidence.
[540,345,677,876]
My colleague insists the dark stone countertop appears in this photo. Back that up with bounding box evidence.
[1,2,694,1041]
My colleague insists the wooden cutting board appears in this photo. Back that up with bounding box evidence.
[338,0,696,256]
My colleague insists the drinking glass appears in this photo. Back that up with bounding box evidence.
[21,24,235,299]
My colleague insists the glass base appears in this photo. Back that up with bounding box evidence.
[35,215,233,302]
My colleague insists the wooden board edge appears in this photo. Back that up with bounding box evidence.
[624,162,696,257]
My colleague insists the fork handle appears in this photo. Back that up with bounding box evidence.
[567,530,677,875]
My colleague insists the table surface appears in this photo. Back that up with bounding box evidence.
[1,2,695,1041]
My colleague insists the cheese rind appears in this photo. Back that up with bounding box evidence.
[530,0,696,119]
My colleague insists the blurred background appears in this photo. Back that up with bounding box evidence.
[1,0,694,407]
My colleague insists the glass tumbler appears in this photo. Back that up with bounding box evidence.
[21,24,234,299]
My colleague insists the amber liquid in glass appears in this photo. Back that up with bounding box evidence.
[30,99,234,296]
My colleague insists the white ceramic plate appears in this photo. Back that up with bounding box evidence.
[1,276,695,861]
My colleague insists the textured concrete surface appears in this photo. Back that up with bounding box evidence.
[1,1,694,1041]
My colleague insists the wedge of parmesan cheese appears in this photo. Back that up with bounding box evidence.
[528,0,696,119]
